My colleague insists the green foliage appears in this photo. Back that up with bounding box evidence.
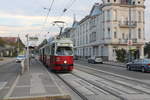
[144,42,150,58]
[0,38,7,47]
[115,49,127,62]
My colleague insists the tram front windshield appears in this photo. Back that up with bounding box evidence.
[56,47,73,56]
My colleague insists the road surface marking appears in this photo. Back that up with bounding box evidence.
[0,82,7,90]
[30,73,46,94]
[4,74,20,99]
[75,64,150,85]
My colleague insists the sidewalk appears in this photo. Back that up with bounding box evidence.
[103,61,126,67]
[3,59,71,100]
[0,57,15,66]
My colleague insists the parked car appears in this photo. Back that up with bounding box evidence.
[126,59,150,72]
[88,56,103,64]
[16,55,25,63]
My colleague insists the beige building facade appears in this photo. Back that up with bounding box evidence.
[70,0,146,61]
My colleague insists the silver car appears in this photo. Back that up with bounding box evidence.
[16,55,25,63]
[88,56,103,64]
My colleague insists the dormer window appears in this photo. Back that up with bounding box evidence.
[108,0,110,2]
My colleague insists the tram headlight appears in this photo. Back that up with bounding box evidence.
[64,60,67,64]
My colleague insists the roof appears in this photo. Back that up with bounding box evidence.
[90,3,102,16]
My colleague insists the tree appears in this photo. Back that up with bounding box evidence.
[115,49,127,62]
[144,42,150,58]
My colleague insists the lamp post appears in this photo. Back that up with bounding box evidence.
[128,0,133,62]
[26,34,29,72]
[17,34,20,56]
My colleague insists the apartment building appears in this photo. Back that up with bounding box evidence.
[69,0,146,61]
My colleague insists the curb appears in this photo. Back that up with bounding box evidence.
[103,62,126,68]
[0,60,15,67]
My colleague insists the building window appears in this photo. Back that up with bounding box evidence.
[138,11,141,22]
[108,28,111,39]
[107,10,110,21]
[90,32,96,42]
[133,1,135,5]
[108,0,110,2]
[114,0,116,2]
[114,10,117,20]
[114,27,117,39]
[138,1,140,4]
[138,28,141,39]
[122,33,125,39]
[114,32,117,39]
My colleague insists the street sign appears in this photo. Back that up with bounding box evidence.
[128,40,132,46]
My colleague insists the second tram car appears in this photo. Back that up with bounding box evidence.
[40,38,74,72]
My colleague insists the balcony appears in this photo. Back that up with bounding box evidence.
[119,21,137,28]
[132,38,137,43]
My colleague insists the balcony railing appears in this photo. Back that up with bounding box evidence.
[132,38,137,43]
[119,39,128,44]
[119,21,137,28]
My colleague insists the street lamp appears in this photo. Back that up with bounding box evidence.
[128,0,133,62]
[25,34,30,72]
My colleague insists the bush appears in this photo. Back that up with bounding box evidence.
[115,49,127,62]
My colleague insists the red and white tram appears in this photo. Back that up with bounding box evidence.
[39,38,74,72]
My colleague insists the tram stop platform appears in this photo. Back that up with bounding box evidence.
[3,59,71,100]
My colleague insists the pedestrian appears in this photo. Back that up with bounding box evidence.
[20,59,25,75]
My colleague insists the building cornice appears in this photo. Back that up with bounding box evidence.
[101,3,145,9]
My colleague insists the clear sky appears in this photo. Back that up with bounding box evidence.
[0,0,149,44]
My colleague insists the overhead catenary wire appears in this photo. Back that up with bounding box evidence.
[39,0,55,42]
[43,0,55,25]
[39,0,55,34]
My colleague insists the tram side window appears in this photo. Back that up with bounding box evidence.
[51,44,55,55]
[48,46,51,55]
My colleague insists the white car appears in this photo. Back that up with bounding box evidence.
[88,56,103,64]
[16,55,25,63]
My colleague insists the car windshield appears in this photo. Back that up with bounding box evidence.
[143,59,150,63]
[17,56,25,58]
[56,47,73,56]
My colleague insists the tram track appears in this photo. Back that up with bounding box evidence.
[74,63,150,99]
[54,63,150,100]
[56,74,88,100]
[56,73,122,100]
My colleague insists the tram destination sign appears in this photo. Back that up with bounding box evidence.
[29,37,38,41]
[57,43,73,47]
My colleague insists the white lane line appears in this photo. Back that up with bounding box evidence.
[75,63,150,85]
[0,82,7,90]
[30,73,46,94]
[4,74,20,99]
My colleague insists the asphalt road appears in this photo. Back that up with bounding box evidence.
[75,60,150,82]
[0,61,20,98]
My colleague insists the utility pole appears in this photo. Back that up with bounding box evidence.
[17,34,20,56]
[26,34,30,72]
[128,0,132,62]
